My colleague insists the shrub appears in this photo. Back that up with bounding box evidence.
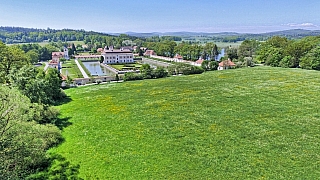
[123,72,144,81]
[96,79,102,84]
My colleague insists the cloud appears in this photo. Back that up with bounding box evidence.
[283,23,318,28]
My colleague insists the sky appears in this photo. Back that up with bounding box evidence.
[0,0,319,33]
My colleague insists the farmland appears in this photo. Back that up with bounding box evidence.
[52,67,320,179]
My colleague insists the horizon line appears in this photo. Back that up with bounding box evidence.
[1,25,320,35]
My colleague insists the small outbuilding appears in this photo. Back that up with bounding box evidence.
[218,59,236,70]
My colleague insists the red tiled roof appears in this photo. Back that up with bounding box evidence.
[219,60,236,67]
[52,52,64,56]
[195,59,204,64]
[144,50,156,56]
[49,59,59,65]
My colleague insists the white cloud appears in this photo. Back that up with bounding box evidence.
[283,23,318,28]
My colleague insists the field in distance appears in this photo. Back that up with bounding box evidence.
[52,66,320,179]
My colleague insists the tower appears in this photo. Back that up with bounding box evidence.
[64,47,69,60]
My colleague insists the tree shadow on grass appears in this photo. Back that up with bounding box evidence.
[27,153,83,180]
[54,95,72,106]
[55,116,73,130]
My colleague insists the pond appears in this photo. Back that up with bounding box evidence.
[216,48,225,60]
[81,61,115,76]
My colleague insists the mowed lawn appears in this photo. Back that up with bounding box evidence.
[52,67,320,179]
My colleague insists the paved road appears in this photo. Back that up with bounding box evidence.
[43,62,49,71]
[74,59,89,78]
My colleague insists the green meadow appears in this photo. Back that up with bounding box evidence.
[53,67,320,179]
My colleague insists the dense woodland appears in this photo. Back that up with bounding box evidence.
[0,41,82,179]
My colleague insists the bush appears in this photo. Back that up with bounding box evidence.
[168,64,204,75]
[96,79,102,84]
[123,72,144,81]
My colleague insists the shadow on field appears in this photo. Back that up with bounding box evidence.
[55,117,72,130]
[54,96,72,106]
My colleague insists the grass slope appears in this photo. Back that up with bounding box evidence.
[53,67,320,179]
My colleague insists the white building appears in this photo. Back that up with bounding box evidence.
[101,46,134,64]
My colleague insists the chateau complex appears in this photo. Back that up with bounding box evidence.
[101,46,134,64]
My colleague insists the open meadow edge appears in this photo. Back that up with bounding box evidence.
[52,66,320,179]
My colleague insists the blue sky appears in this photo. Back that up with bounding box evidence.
[0,0,319,33]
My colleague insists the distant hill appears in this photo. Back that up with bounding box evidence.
[260,29,320,38]
[111,31,241,37]
[114,29,320,39]
[0,26,114,44]
[1,26,320,44]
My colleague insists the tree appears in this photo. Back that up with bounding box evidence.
[39,47,51,61]
[226,47,238,60]
[0,86,62,179]
[243,57,255,67]
[279,55,295,68]
[212,44,219,60]
[45,68,64,104]
[140,64,153,79]
[71,43,77,55]
[115,74,119,82]
[0,44,28,83]
[209,60,219,70]
[10,66,65,105]
[153,67,168,78]
[300,46,320,70]
[26,49,40,64]
[100,56,104,63]
[238,40,260,61]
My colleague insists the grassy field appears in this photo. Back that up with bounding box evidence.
[177,37,243,48]
[52,67,320,179]
[61,59,83,79]
[214,41,242,48]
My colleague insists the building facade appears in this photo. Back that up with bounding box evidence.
[101,46,134,64]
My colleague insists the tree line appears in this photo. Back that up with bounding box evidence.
[224,35,320,69]
[143,41,220,61]
[0,26,114,44]
[0,41,82,179]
